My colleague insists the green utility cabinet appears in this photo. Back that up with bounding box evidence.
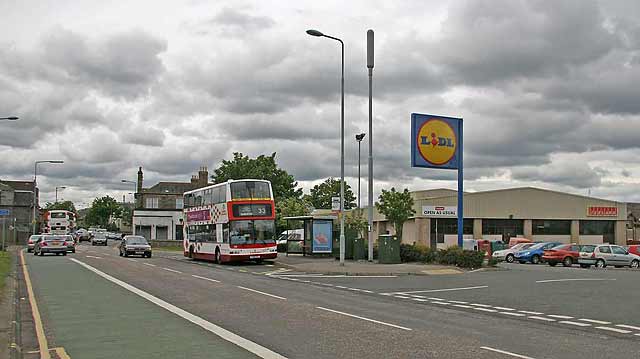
[378,234,401,264]
[353,237,366,260]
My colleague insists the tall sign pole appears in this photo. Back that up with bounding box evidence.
[367,30,375,262]
[411,113,464,248]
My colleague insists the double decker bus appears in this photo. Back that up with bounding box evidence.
[183,179,277,263]
[44,210,77,235]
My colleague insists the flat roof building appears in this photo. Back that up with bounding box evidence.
[372,187,628,247]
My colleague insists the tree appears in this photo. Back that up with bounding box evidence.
[305,177,356,210]
[375,187,415,241]
[346,208,368,239]
[276,197,312,232]
[212,152,302,201]
[44,201,77,213]
[85,196,122,228]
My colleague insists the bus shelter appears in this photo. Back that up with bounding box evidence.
[282,215,336,256]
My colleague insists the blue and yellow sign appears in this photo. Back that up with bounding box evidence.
[411,113,462,170]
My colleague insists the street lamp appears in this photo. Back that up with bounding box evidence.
[307,28,346,266]
[355,133,366,209]
[33,160,64,234]
[0,116,18,121]
[55,186,67,203]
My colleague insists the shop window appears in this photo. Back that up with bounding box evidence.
[532,220,571,235]
[482,219,524,235]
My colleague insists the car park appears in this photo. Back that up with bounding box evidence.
[119,236,152,258]
[577,244,640,269]
[91,232,108,246]
[514,242,562,264]
[491,242,535,263]
[27,235,42,253]
[34,235,73,256]
[542,244,581,267]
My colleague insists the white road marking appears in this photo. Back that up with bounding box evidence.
[264,269,291,276]
[559,321,591,327]
[493,307,515,311]
[428,297,445,301]
[127,258,136,262]
[536,278,616,283]
[431,301,450,305]
[470,303,493,308]
[162,267,182,274]
[346,288,361,291]
[453,304,473,309]
[480,346,536,359]
[69,258,287,359]
[410,295,426,298]
[474,307,497,313]
[578,319,611,325]
[335,285,348,289]
[192,275,221,283]
[394,296,410,299]
[316,306,412,331]
[616,324,640,331]
[529,316,555,322]
[548,315,573,319]
[143,263,156,267]
[85,255,102,259]
[595,326,632,334]
[518,311,543,315]
[411,298,428,302]
[500,312,525,317]
[361,290,373,293]
[385,285,487,295]
[448,300,469,304]
[237,286,286,301]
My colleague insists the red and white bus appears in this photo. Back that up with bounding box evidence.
[44,210,77,235]
[182,179,278,263]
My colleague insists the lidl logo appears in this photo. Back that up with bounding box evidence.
[416,119,457,165]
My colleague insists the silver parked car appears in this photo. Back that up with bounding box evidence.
[33,235,73,256]
[578,244,640,269]
[119,236,152,258]
[491,242,535,263]
[91,232,108,246]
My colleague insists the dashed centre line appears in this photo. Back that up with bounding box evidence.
[237,286,286,300]
[548,315,573,320]
[143,263,156,267]
[480,346,537,359]
[529,316,556,322]
[578,319,610,325]
[559,321,591,327]
[316,306,412,331]
[162,267,183,274]
[192,275,221,283]
[595,326,632,334]
[616,324,640,331]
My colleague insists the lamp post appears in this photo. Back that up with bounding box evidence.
[55,186,67,203]
[355,133,366,209]
[367,29,375,262]
[33,160,64,234]
[121,180,137,197]
[0,116,18,121]
[307,28,346,266]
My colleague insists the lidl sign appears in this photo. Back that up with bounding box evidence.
[411,113,462,170]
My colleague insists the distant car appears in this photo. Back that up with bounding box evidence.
[27,235,42,253]
[577,245,597,268]
[106,232,120,240]
[65,235,76,253]
[119,236,152,258]
[543,244,581,267]
[514,242,562,264]
[577,244,640,269]
[76,229,90,242]
[491,242,535,263]
[91,232,108,246]
[33,235,73,256]
[628,245,640,256]
[508,237,533,248]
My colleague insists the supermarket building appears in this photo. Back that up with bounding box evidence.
[371,187,629,248]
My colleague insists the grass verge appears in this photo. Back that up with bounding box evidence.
[0,251,10,297]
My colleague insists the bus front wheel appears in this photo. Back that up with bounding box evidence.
[215,249,221,264]
[189,246,195,260]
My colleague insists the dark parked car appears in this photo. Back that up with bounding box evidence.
[119,236,152,258]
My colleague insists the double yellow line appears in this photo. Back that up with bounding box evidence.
[20,250,71,359]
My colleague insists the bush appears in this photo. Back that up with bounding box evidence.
[401,244,485,268]
[400,243,439,263]
[438,246,464,265]
[455,250,485,268]
[487,258,499,267]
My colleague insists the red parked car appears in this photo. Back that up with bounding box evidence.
[628,245,640,256]
[543,244,581,267]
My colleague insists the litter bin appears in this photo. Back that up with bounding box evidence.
[378,234,401,264]
[353,237,366,260]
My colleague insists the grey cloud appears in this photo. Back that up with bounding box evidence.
[121,124,166,147]
[209,7,275,31]
[511,160,603,188]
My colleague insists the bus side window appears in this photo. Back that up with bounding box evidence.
[223,223,229,243]
[212,187,221,204]
[220,187,227,202]
[210,224,216,243]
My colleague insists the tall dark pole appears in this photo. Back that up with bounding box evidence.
[367,30,375,262]
[306,29,346,266]
[358,140,361,209]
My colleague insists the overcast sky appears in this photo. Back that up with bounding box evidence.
[1,0,640,207]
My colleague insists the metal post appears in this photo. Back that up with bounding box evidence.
[367,29,374,262]
[2,218,5,251]
[55,187,58,203]
[33,162,37,235]
[357,140,361,209]
[457,120,464,248]
[339,39,345,266]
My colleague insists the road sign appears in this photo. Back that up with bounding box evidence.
[331,197,340,211]
[0,209,10,216]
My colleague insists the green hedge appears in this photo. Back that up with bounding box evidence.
[399,244,485,268]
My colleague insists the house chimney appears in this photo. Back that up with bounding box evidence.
[137,167,143,193]
[198,166,208,187]
[191,175,198,186]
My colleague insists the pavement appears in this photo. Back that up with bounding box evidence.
[274,254,465,275]
[13,241,640,359]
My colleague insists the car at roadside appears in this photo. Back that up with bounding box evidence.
[33,235,73,256]
[27,235,42,253]
[491,242,535,263]
[543,244,581,267]
[577,244,640,269]
[64,235,76,253]
[91,232,108,246]
[514,242,562,264]
[628,245,640,256]
[76,229,90,242]
[106,232,120,240]
[119,236,152,258]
